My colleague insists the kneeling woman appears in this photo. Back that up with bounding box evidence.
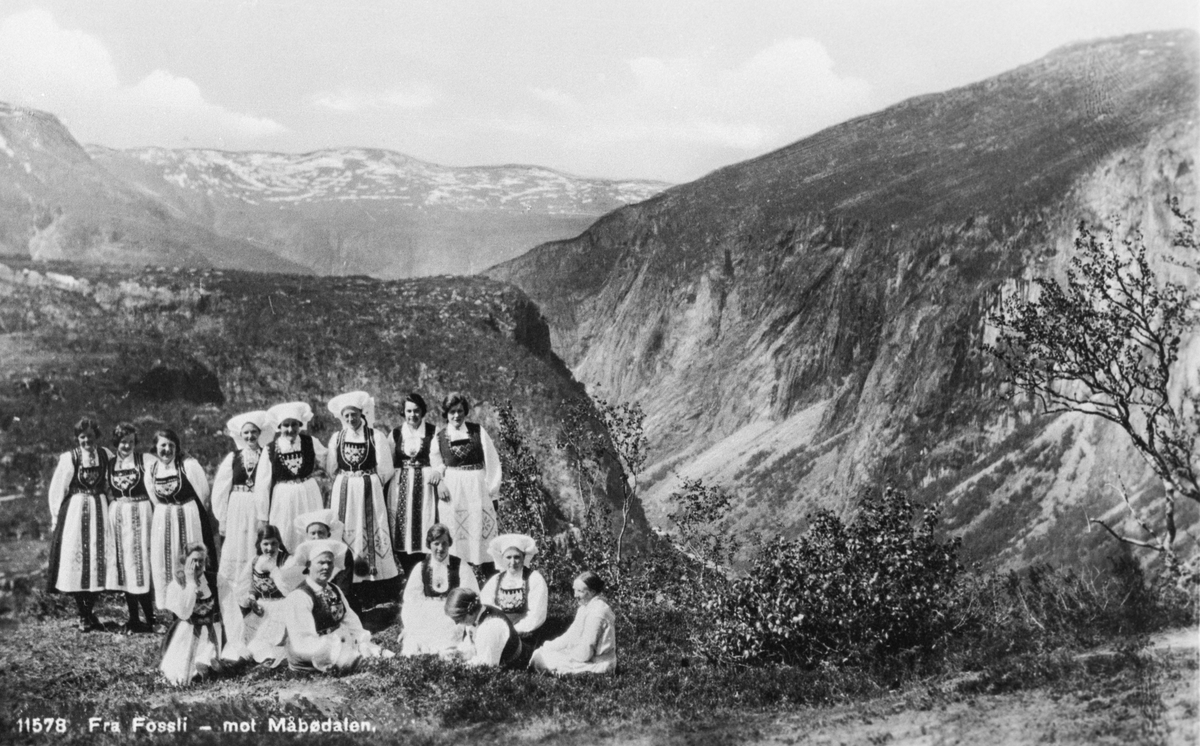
[399,523,479,656]
[442,587,523,668]
[237,525,292,663]
[280,540,388,673]
[160,544,233,686]
[530,571,617,675]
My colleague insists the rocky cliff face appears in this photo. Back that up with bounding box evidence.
[0,260,631,539]
[488,30,1200,569]
[86,146,668,278]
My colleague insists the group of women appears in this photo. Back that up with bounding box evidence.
[46,390,617,685]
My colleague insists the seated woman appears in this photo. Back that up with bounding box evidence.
[280,539,389,673]
[160,544,236,686]
[398,523,480,656]
[531,571,617,675]
[235,525,292,664]
[441,587,523,668]
[479,533,547,638]
[281,509,357,609]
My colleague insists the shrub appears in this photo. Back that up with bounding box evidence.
[704,485,962,666]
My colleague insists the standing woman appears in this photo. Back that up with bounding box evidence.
[107,422,157,632]
[326,391,398,605]
[148,429,216,612]
[47,417,117,631]
[254,402,327,553]
[434,392,501,572]
[212,410,275,649]
[388,393,443,576]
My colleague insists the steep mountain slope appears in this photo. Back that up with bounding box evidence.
[87,146,668,278]
[0,103,308,273]
[487,30,1200,569]
[0,259,637,542]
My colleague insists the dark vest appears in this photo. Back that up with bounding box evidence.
[150,459,201,506]
[230,448,260,490]
[437,422,484,468]
[494,567,532,615]
[251,559,288,600]
[420,556,462,598]
[391,422,435,469]
[296,581,347,636]
[335,427,378,473]
[268,435,316,482]
[108,453,147,499]
[69,448,110,496]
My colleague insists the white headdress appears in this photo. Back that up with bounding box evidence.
[487,533,539,566]
[267,401,314,431]
[225,410,276,448]
[327,390,376,427]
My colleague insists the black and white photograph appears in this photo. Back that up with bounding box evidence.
[0,1,1197,743]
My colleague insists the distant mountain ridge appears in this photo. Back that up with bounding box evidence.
[0,102,668,277]
[487,30,1200,570]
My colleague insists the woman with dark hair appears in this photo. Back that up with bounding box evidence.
[398,523,479,656]
[47,417,117,631]
[434,392,501,571]
[239,524,292,664]
[441,586,523,668]
[212,410,275,651]
[254,402,327,553]
[530,570,617,674]
[325,390,398,607]
[387,392,443,576]
[159,544,229,685]
[107,421,157,632]
[148,428,216,611]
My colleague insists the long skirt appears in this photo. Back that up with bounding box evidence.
[110,497,154,594]
[218,488,259,582]
[150,502,217,610]
[47,492,118,593]
[399,595,464,656]
[267,479,324,553]
[443,468,497,566]
[390,465,440,555]
[246,598,289,665]
[329,473,398,582]
[159,620,228,686]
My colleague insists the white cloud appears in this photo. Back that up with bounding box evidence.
[0,8,284,147]
[310,84,437,112]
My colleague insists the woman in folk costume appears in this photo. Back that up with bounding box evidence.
[148,429,216,612]
[325,391,398,604]
[530,570,618,675]
[160,543,236,685]
[238,525,293,665]
[479,533,548,639]
[281,509,357,613]
[212,409,275,652]
[441,587,524,669]
[107,422,157,632]
[387,392,444,577]
[398,523,479,657]
[254,402,327,553]
[434,392,501,571]
[280,539,390,673]
[46,417,117,631]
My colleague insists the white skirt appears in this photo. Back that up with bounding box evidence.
[399,594,465,656]
[109,497,154,594]
[159,620,230,686]
[330,473,398,582]
[150,503,206,610]
[218,488,259,582]
[266,479,324,553]
[52,492,118,593]
[443,468,497,566]
[389,465,440,555]
[246,597,289,665]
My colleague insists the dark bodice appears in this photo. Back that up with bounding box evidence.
[108,454,147,499]
[392,422,435,469]
[68,448,110,496]
[296,581,347,636]
[437,422,484,468]
[231,448,260,490]
[150,460,201,506]
[494,568,531,614]
[335,427,378,473]
[268,435,316,482]
[420,555,462,598]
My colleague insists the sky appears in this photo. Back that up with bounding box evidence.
[0,1,1195,183]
